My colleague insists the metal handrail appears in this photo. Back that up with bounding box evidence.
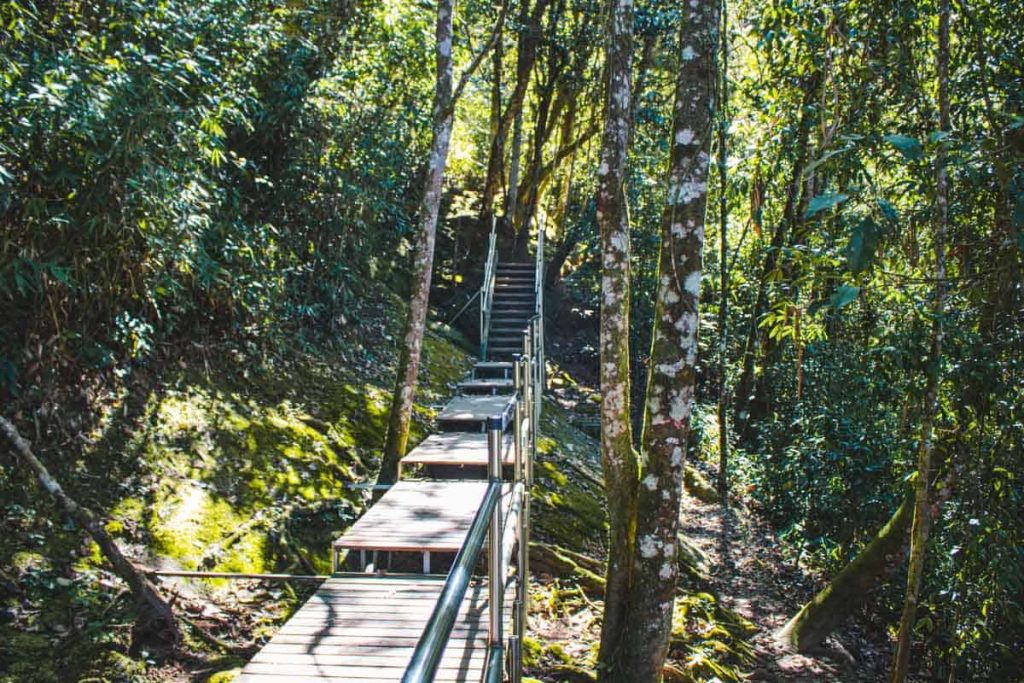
[402,479,502,682]
[404,303,544,682]
[402,411,512,683]
[534,217,545,391]
[480,218,498,359]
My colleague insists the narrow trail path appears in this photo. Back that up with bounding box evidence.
[679,493,892,682]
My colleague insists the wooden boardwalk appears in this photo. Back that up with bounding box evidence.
[436,395,515,431]
[236,577,490,682]
[237,243,542,682]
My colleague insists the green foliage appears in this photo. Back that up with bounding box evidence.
[883,134,924,161]
[803,192,849,219]
[0,0,437,394]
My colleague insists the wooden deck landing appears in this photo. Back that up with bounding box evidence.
[401,432,514,470]
[236,576,489,682]
[333,481,512,556]
[437,395,515,428]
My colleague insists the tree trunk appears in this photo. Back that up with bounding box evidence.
[891,0,949,678]
[506,105,525,240]
[0,417,181,655]
[516,2,567,239]
[617,0,718,677]
[516,61,561,236]
[377,0,456,487]
[594,0,638,677]
[481,0,551,222]
[716,0,730,498]
[778,489,914,651]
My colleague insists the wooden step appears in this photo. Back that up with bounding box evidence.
[457,377,515,394]
[493,303,534,311]
[493,295,535,303]
[436,394,515,431]
[488,348,524,357]
[473,361,514,379]
[489,335,528,348]
[489,325,528,335]
[332,481,509,558]
[402,431,514,471]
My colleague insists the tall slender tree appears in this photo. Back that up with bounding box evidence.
[891,0,950,678]
[716,0,730,497]
[596,0,719,679]
[594,0,638,676]
[618,0,719,675]
[377,0,457,486]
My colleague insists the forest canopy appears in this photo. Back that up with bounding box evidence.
[1,0,1022,681]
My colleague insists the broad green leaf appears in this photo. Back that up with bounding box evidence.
[846,218,882,274]
[883,134,923,161]
[877,199,898,224]
[804,192,849,219]
[830,284,860,309]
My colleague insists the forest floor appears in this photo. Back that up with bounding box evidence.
[678,491,894,682]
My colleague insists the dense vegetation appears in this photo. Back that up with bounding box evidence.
[1,0,1022,681]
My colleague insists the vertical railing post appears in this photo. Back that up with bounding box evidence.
[480,217,498,360]
[487,415,504,656]
[512,355,524,483]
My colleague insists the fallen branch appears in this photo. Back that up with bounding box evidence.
[180,614,259,657]
[0,416,181,654]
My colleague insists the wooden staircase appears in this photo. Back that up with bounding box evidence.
[237,224,544,682]
[486,263,537,361]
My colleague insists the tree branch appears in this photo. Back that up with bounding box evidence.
[447,0,509,113]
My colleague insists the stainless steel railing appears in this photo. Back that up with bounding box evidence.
[534,217,545,393]
[401,411,508,683]
[403,322,543,683]
[480,218,498,360]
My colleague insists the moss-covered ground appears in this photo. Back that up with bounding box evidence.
[1,290,756,683]
[0,291,473,682]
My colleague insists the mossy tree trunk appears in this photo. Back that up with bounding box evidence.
[617,0,718,677]
[594,0,639,677]
[778,488,914,651]
[377,0,456,487]
[891,1,949,678]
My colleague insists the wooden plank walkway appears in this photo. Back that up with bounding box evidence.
[457,378,514,394]
[236,576,490,682]
[401,432,514,471]
[238,241,541,681]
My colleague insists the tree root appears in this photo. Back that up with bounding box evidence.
[529,541,605,595]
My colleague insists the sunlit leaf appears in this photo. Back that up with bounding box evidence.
[883,134,923,161]
[804,192,849,219]
[829,285,860,309]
